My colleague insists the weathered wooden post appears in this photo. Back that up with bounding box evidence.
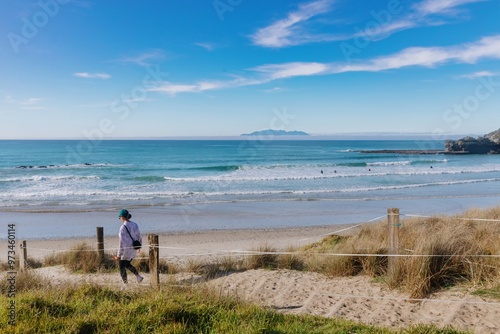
[149,234,159,289]
[387,208,400,280]
[96,227,104,261]
[19,240,27,272]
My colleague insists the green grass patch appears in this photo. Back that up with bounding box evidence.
[0,283,469,334]
[472,285,500,300]
[302,234,350,252]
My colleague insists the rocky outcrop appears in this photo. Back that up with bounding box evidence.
[485,128,500,145]
[445,128,500,154]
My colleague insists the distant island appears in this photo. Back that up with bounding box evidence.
[241,129,310,137]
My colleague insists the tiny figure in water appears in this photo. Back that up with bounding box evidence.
[368,168,371,172]
[430,166,433,169]
[321,170,323,174]
[334,170,337,173]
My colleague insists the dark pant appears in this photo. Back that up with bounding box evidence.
[119,259,139,283]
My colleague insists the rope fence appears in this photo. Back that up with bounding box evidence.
[18,210,500,259]
[12,208,500,292]
[403,213,500,222]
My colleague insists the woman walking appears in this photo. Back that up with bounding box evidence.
[114,209,144,289]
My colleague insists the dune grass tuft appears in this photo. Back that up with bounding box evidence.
[43,243,177,274]
[0,270,52,296]
[276,246,306,271]
[245,244,280,270]
[43,243,116,273]
[134,251,178,274]
[186,256,245,280]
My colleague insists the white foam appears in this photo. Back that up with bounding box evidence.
[367,161,412,166]
[0,175,101,182]
[2,178,499,203]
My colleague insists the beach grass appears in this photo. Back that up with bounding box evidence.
[276,246,306,271]
[231,206,499,299]
[297,206,500,298]
[43,242,116,273]
[186,256,245,280]
[134,251,178,274]
[246,243,280,270]
[43,244,175,274]
[0,276,469,334]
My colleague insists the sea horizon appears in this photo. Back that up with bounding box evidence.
[0,133,472,141]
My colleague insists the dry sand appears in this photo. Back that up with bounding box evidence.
[8,225,500,333]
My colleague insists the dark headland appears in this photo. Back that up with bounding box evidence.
[360,128,500,155]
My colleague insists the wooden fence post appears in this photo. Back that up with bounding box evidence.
[19,240,27,272]
[149,234,159,289]
[96,227,104,261]
[387,208,400,280]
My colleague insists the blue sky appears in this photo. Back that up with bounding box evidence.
[1,0,500,139]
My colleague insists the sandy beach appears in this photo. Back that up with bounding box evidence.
[8,222,499,334]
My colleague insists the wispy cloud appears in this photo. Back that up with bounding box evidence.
[333,35,500,73]
[118,50,165,66]
[148,80,242,95]
[351,20,418,43]
[149,35,500,95]
[250,0,336,48]
[251,0,485,48]
[122,97,153,104]
[195,42,216,51]
[459,70,498,79]
[263,87,288,93]
[147,63,328,95]
[413,0,485,16]
[74,72,111,79]
[252,62,329,79]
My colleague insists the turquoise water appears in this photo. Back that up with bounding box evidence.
[1,139,500,211]
[2,139,500,238]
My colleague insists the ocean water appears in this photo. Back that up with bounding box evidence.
[2,139,500,238]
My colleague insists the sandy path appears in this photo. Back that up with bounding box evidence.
[23,266,500,334]
[209,269,499,334]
